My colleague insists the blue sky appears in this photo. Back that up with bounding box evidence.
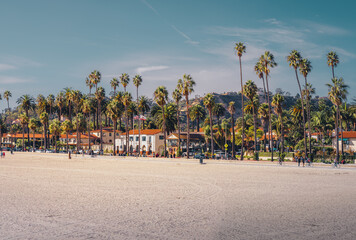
[0,0,355,109]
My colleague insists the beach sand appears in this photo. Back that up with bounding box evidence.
[0,153,355,240]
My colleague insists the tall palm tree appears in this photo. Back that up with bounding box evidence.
[287,50,307,157]
[172,89,182,155]
[138,95,150,129]
[47,94,55,119]
[203,93,215,158]
[110,78,120,96]
[120,73,130,92]
[213,103,225,127]
[154,86,169,157]
[107,99,122,156]
[85,77,94,95]
[40,112,49,151]
[327,51,339,79]
[259,51,277,160]
[243,80,259,154]
[189,104,206,132]
[272,94,285,155]
[326,78,348,162]
[133,75,143,156]
[61,120,73,153]
[64,88,73,122]
[55,91,65,121]
[177,74,196,159]
[17,94,35,149]
[227,101,236,159]
[235,42,246,160]
[95,87,105,153]
[71,90,83,152]
[122,92,132,155]
[258,103,269,152]
[29,118,39,151]
[82,98,93,150]
[19,114,29,151]
[49,119,61,153]
[3,90,11,111]
[89,70,101,91]
[299,58,313,156]
[254,61,267,102]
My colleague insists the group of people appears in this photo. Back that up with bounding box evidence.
[294,154,311,167]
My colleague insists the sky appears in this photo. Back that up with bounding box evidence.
[0,0,355,109]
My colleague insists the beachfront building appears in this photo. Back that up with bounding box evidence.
[59,133,99,150]
[115,129,164,155]
[332,131,356,152]
[1,133,52,149]
[167,132,205,156]
[91,128,122,152]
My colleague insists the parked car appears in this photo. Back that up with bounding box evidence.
[194,153,209,159]
[45,149,54,153]
[181,152,194,157]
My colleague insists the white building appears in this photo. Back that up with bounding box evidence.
[332,131,356,152]
[115,129,164,155]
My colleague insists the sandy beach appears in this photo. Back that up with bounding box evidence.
[0,153,355,240]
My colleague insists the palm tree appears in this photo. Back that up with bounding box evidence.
[203,93,215,158]
[287,50,307,157]
[49,119,61,153]
[122,92,132,155]
[326,77,348,162]
[189,104,206,132]
[172,89,182,155]
[133,75,143,156]
[213,103,225,126]
[110,78,120,96]
[55,92,65,121]
[64,88,73,122]
[29,118,39,151]
[82,98,93,150]
[61,119,73,153]
[47,94,55,118]
[327,51,339,79]
[154,86,169,157]
[258,103,269,152]
[89,70,101,91]
[259,51,277,160]
[138,96,150,129]
[107,99,122,156]
[254,61,267,102]
[120,73,130,92]
[235,42,246,160]
[71,90,83,152]
[227,101,236,159]
[85,77,94,95]
[272,94,285,155]
[39,112,49,151]
[19,114,29,151]
[299,58,313,156]
[151,103,177,136]
[177,74,196,159]
[17,94,35,149]
[3,90,11,111]
[95,87,105,154]
[243,80,259,154]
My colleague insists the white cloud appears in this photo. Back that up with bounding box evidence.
[0,64,16,71]
[0,76,33,84]
[136,65,170,74]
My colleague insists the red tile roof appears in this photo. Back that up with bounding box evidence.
[122,129,162,135]
[335,131,356,138]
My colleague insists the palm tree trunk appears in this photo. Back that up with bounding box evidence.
[55,135,58,153]
[340,110,344,159]
[125,105,129,155]
[137,88,141,157]
[265,68,273,161]
[304,76,312,158]
[113,119,117,156]
[253,107,257,154]
[231,115,235,159]
[88,114,91,150]
[295,69,307,157]
[186,96,190,159]
[336,106,340,162]
[209,110,214,157]
[239,56,244,161]
[177,104,181,156]
[22,128,25,151]
[162,105,167,157]
[66,132,69,153]
[280,113,284,154]
[33,131,35,151]
[76,111,79,152]
[99,102,103,154]
[44,126,47,151]
[261,75,267,103]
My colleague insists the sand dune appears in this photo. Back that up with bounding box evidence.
[0,153,355,240]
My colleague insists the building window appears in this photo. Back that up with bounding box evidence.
[142,136,146,141]
[136,136,139,141]
[109,140,112,143]
[129,137,133,141]
[149,136,152,142]
[159,135,164,140]
[109,133,112,137]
